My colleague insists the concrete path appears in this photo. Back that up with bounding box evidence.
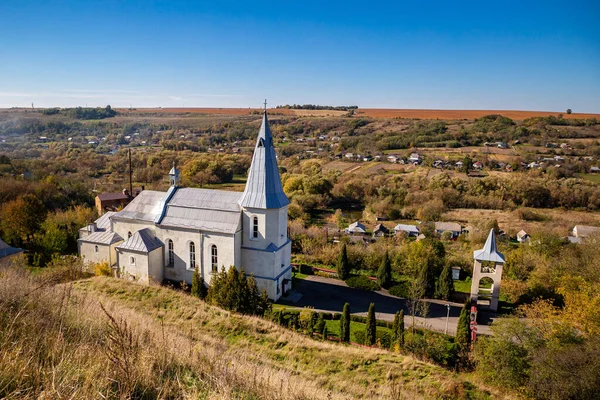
[281,275,495,335]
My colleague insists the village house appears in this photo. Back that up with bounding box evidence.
[394,224,419,237]
[372,224,389,238]
[387,155,399,163]
[95,191,130,215]
[434,222,462,239]
[572,225,600,238]
[78,111,292,301]
[345,221,367,235]
[516,230,530,243]
[408,153,422,164]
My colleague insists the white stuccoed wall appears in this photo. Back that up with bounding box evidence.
[79,241,121,266]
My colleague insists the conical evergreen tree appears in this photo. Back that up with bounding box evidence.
[456,300,471,350]
[191,267,201,298]
[392,311,400,343]
[398,310,405,348]
[340,302,351,342]
[337,243,350,280]
[366,303,377,346]
[377,251,393,289]
[435,263,454,300]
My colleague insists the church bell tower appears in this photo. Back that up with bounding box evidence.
[238,102,292,300]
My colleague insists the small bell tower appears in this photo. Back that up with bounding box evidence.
[169,162,180,187]
[471,229,505,312]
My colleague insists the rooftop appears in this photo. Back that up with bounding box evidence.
[117,228,163,253]
[474,229,505,263]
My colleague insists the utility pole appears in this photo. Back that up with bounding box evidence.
[444,303,451,335]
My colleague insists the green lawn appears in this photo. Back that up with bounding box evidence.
[576,173,600,184]
[453,279,472,293]
[325,319,392,343]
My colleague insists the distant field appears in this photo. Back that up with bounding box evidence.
[355,109,600,120]
[4,107,598,121]
[117,108,347,117]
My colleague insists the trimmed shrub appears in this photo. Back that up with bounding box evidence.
[354,330,366,345]
[389,282,410,298]
[366,303,376,345]
[345,275,380,291]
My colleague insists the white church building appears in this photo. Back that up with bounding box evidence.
[78,111,292,300]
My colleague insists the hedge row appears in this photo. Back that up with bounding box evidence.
[345,275,380,291]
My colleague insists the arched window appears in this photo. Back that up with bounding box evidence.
[167,239,174,267]
[189,242,196,269]
[252,216,259,239]
[128,231,132,239]
[211,245,218,273]
[94,245,99,253]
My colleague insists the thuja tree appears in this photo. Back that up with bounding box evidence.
[337,243,350,280]
[392,310,405,348]
[207,266,270,316]
[456,300,471,351]
[191,268,207,299]
[377,250,393,289]
[366,303,377,346]
[435,263,454,300]
[340,302,351,342]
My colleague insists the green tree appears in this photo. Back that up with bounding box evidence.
[391,310,401,345]
[337,243,351,280]
[366,303,377,346]
[398,310,405,348]
[456,301,471,351]
[377,250,393,289]
[207,266,270,315]
[340,302,351,342]
[435,264,454,300]
[191,268,207,299]
[322,324,328,340]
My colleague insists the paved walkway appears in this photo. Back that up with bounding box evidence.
[280,275,495,335]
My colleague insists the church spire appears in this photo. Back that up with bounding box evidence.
[238,106,289,209]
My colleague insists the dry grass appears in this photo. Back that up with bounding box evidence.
[0,261,500,399]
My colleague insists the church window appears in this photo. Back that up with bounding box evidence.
[276,278,280,294]
[189,242,196,269]
[128,231,132,239]
[211,245,218,273]
[252,216,259,239]
[167,239,174,267]
[130,256,135,265]
[94,245,98,253]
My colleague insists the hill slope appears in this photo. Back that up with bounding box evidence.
[0,264,502,399]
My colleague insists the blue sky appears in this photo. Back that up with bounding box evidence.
[1,0,599,112]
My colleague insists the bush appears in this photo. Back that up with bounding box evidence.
[207,266,271,316]
[389,282,410,298]
[94,262,112,277]
[376,330,392,349]
[354,329,366,345]
[345,275,380,291]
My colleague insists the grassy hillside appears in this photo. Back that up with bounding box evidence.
[0,263,504,399]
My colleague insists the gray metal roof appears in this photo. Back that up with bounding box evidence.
[79,231,123,245]
[95,212,116,231]
[474,229,505,263]
[160,207,241,234]
[238,112,289,209]
[169,188,241,212]
[346,221,366,233]
[0,237,23,259]
[394,224,419,233]
[117,228,163,253]
[113,190,165,222]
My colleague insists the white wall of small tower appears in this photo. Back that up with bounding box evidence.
[470,260,504,312]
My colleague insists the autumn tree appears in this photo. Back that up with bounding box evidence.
[0,194,46,245]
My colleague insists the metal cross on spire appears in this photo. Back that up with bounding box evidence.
[263,99,267,111]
